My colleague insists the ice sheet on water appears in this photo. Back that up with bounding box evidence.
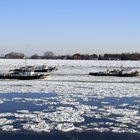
[0,92,140,133]
[119,103,129,107]
[0,60,140,133]
[0,113,14,118]
[38,108,85,123]
[0,100,3,104]
[23,120,52,133]
[0,104,139,133]
[0,59,140,97]
[55,123,75,132]
[1,125,20,132]
[14,113,38,120]
[0,118,14,126]
[17,110,30,114]
[92,127,110,133]
[105,107,139,116]
[0,80,140,99]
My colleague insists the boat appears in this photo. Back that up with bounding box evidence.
[89,69,139,77]
[0,73,48,80]
[0,67,49,80]
[11,65,57,73]
[0,58,54,80]
[33,65,57,73]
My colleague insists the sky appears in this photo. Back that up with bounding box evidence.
[0,0,140,56]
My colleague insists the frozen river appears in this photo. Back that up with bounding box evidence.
[0,59,140,139]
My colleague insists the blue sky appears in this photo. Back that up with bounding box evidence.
[0,0,140,55]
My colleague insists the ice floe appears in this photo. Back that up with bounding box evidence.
[17,110,30,114]
[14,113,38,121]
[0,100,3,104]
[93,127,110,132]
[55,123,75,132]
[1,125,20,132]
[23,120,52,133]
[37,108,85,123]
[0,118,14,126]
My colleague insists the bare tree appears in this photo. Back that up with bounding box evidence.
[43,51,54,59]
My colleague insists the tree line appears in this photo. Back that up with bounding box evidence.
[1,51,140,60]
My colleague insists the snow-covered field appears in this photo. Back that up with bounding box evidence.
[0,59,140,134]
[0,59,140,95]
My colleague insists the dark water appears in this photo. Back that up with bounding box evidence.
[0,92,140,140]
[0,92,58,113]
[0,132,140,140]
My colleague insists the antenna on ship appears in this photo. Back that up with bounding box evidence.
[23,56,27,69]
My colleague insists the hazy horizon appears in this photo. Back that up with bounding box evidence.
[0,0,140,55]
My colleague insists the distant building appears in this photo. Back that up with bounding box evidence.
[73,53,82,60]
[5,52,25,59]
